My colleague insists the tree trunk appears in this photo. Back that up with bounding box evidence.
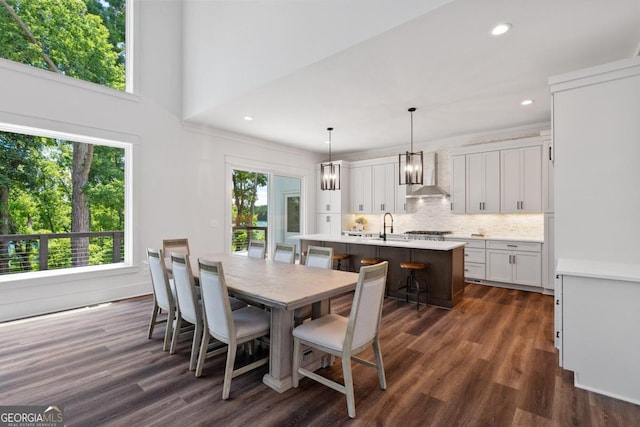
[71,142,93,267]
[0,185,9,274]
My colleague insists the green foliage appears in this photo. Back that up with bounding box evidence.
[0,0,125,89]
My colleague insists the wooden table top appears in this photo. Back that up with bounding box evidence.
[168,252,359,311]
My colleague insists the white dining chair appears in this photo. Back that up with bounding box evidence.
[162,238,190,257]
[170,253,203,371]
[146,248,176,351]
[305,246,333,269]
[195,259,271,399]
[247,240,266,259]
[273,243,296,264]
[292,261,389,418]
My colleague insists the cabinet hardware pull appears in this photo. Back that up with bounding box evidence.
[326,204,330,211]
[507,244,518,248]
[512,254,516,264]
[403,203,406,211]
[464,269,469,272]
[326,216,330,222]
[451,203,453,210]
[549,146,552,161]
[556,331,560,338]
[556,299,560,305]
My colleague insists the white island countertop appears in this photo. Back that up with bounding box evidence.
[296,234,466,251]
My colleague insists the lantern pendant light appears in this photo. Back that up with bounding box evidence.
[398,107,424,185]
[320,127,340,191]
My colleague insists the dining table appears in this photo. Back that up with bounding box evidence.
[167,252,359,393]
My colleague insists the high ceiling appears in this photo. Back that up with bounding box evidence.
[182,0,640,156]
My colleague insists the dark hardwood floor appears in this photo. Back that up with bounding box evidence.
[1,284,639,426]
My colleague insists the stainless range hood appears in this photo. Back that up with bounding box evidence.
[405,152,450,198]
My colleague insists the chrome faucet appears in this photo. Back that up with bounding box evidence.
[381,212,394,241]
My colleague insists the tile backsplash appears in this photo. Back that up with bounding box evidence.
[349,197,544,239]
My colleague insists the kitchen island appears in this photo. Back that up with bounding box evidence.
[297,234,466,308]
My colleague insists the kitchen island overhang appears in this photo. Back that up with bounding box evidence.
[296,234,466,309]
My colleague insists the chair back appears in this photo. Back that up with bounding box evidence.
[171,253,200,325]
[345,261,388,351]
[305,246,333,269]
[163,238,190,257]
[247,240,266,259]
[147,248,173,311]
[273,243,296,264]
[198,259,234,341]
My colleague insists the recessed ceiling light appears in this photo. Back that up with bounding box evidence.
[324,140,331,144]
[520,99,534,106]
[491,23,512,36]
[243,116,253,121]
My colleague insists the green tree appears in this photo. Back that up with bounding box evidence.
[232,171,268,227]
[0,0,125,268]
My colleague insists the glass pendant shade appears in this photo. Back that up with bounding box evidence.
[320,162,340,191]
[399,151,424,185]
[398,107,424,185]
[320,127,340,191]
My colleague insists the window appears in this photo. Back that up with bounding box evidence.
[0,124,129,276]
[0,0,127,91]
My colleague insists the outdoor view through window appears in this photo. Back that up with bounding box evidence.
[0,0,127,275]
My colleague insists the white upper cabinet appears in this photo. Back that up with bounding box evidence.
[372,163,396,213]
[316,166,342,213]
[501,146,542,213]
[450,155,466,213]
[466,151,500,213]
[395,162,408,213]
[350,165,372,213]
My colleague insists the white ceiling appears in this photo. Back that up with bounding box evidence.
[182,0,640,157]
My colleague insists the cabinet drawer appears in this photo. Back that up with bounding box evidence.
[486,240,541,252]
[464,263,485,279]
[464,248,485,263]
[448,238,485,249]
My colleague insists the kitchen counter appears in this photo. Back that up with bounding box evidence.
[297,234,465,251]
[447,234,544,243]
[298,234,465,308]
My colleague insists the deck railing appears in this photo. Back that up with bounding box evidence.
[0,231,124,275]
[231,226,267,253]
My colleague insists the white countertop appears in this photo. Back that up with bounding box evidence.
[296,234,465,251]
[557,258,640,283]
[447,234,544,243]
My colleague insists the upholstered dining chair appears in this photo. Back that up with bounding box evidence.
[169,253,203,371]
[162,238,190,258]
[195,259,271,399]
[304,246,333,269]
[146,248,176,351]
[273,243,296,264]
[247,240,266,259]
[292,261,389,418]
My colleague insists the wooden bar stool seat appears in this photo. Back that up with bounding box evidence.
[333,253,350,271]
[361,258,382,266]
[398,261,427,310]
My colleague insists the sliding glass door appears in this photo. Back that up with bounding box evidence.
[231,169,301,259]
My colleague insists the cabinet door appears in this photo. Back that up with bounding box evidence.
[467,151,500,213]
[485,249,512,282]
[501,146,542,213]
[395,162,407,213]
[501,148,522,213]
[316,213,341,237]
[372,163,395,213]
[450,155,466,213]
[543,140,555,213]
[512,251,541,286]
[350,166,372,213]
[520,145,542,213]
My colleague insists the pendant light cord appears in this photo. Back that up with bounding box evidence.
[409,107,416,152]
[327,127,333,162]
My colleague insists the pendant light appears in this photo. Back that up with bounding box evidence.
[398,107,424,185]
[320,127,340,191]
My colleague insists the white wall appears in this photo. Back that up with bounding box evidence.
[0,0,319,321]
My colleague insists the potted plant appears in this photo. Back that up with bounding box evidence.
[355,216,367,231]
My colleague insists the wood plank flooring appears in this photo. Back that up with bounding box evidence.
[1,284,639,426]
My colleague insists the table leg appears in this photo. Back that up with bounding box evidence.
[262,308,295,393]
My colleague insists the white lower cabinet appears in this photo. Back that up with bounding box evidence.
[486,240,542,287]
[446,238,485,281]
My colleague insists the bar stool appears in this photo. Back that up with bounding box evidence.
[360,258,381,267]
[397,261,427,310]
[333,253,350,271]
